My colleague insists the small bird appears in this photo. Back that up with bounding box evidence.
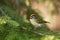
[30,14,49,28]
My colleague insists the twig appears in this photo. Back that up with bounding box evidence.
[0,8,7,16]
[31,31,48,36]
[20,26,48,36]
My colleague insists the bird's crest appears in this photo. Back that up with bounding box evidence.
[30,14,36,16]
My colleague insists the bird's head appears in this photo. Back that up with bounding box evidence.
[30,14,36,19]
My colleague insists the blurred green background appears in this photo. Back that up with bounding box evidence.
[0,0,60,40]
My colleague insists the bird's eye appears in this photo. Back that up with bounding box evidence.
[30,16,35,19]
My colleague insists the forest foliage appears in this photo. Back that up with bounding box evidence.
[0,0,60,40]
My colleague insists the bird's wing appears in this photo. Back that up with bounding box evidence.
[35,19,41,23]
[35,19,49,24]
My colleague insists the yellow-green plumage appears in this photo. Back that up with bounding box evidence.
[35,18,48,24]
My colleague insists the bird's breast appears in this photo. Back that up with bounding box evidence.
[30,19,42,27]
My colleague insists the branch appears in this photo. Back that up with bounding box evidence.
[31,30,48,36]
[0,8,7,16]
[19,26,48,36]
